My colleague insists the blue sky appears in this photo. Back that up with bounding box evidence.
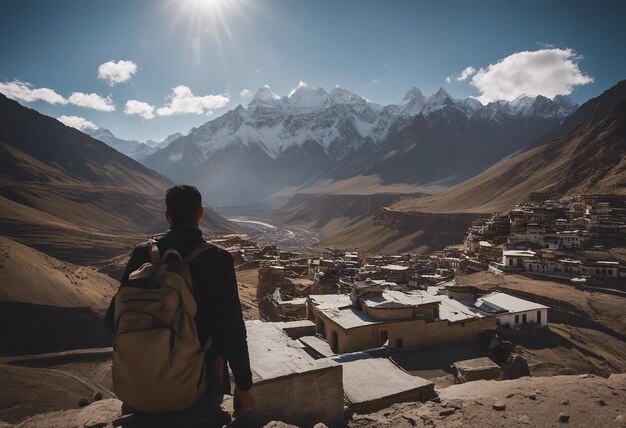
[1,0,625,141]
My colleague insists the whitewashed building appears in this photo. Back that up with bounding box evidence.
[502,250,536,269]
[475,292,548,328]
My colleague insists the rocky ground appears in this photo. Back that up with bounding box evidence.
[349,373,626,428]
[6,374,625,427]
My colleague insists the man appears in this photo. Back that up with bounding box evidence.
[105,184,254,423]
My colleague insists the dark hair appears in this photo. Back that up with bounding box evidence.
[165,184,202,225]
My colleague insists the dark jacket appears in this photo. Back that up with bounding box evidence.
[105,224,253,391]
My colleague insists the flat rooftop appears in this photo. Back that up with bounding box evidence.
[309,294,351,310]
[362,290,440,309]
[245,320,338,383]
[438,296,487,323]
[503,250,537,257]
[476,292,548,314]
[299,335,335,358]
[335,357,435,412]
[381,264,409,271]
[320,307,382,330]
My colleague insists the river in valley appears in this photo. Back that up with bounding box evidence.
[227,216,320,253]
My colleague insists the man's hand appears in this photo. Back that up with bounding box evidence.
[233,384,255,419]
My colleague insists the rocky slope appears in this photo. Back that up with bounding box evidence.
[0,235,117,355]
[318,208,481,255]
[270,193,420,237]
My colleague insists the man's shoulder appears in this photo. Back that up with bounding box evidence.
[195,241,234,263]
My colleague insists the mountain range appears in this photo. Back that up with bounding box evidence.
[137,85,577,205]
[392,79,626,214]
[84,127,183,162]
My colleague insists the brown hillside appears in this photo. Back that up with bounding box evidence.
[392,87,626,214]
[0,94,236,263]
[0,235,118,354]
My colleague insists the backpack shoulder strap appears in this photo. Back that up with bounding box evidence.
[148,239,160,264]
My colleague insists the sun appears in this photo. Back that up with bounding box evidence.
[167,0,253,62]
[184,0,228,12]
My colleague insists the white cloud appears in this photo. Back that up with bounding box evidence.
[288,81,308,97]
[156,85,229,116]
[446,66,476,83]
[0,80,67,105]
[372,78,381,84]
[125,100,155,119]
[57,115,97,131]
[97,60,138,86]
[68,92,116,112]
[469,48,593,104]
[458,66,476,81]
[240,89,252,98]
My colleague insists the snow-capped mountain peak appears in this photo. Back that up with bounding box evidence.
[401,87,426,105]
[330,86,365,104]
[143,83,580,195]
[430,87,453,103]
[249,85,282,108]
[287,85,330,113]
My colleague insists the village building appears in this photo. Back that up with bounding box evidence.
[501,249,537,270]
[524,258,556,274]
[475,292,548,328]
[245,321,344,426]
[556,230,582,249]
[379,264,411,284]
[477,241,503,263]
[245,320,440,423]
[556,258,584,276]
[308,286,494,354]
[333,355,436,413]
[452,357,502,384]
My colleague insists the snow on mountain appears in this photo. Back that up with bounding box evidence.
[287,85,331,113]
[85,128,186,162]
[143,84,579,201]
[145,132,183,149]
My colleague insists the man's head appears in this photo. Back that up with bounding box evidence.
[165,184,204,226]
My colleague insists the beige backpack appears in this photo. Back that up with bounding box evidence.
[112,240,212,412]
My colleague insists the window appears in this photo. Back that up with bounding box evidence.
[396,338,403,349]
[318,319,325,338]
[331,331,338,353]
[380,330,388,346]
[522,313,527,324]
[515,315,520,324]
[537,310,542,324]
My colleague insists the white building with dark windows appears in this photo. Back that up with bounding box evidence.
[502,250,536,269]
[475,292,548,329]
